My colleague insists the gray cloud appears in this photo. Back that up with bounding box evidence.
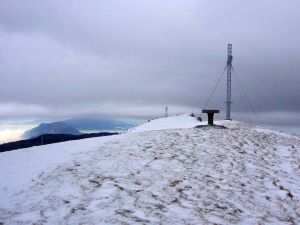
[0,0,299,126]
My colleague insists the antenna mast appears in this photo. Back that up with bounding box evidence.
[226,44,233,120]
[165,106,168,117]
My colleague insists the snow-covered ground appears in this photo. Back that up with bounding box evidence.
[128,114,202,133]
[1,115,300,224]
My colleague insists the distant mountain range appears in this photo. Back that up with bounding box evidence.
[22,121,81,139]
[22,118,136,140]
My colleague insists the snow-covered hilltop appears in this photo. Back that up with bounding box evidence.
[1,115,300,224]
[128,114,202,133]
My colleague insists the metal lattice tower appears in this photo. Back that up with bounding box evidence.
[226,44,233,120]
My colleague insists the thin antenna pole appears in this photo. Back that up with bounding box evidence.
[165,106,168,117]
[226,44,233,120]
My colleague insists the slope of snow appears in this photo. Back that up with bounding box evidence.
[0,135,123,203]
[1,117,300,224]
[129,114,202,133]
[128,114,246,133]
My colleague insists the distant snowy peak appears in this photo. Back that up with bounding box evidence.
[22,121,81,139]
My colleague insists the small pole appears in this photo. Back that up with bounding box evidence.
[165,106,168,117]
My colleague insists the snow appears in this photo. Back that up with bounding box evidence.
[128,114,248,133]
[0,135,123,207]
[1,115,300,224]
[128,114,202,133]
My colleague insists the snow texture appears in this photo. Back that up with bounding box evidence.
[1,115,300,224]
[128,114,202,133]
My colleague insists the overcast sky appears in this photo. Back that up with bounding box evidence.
[0,0,299,126]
